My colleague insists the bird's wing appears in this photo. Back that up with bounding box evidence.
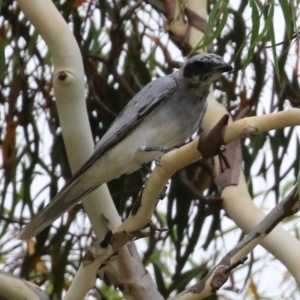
[19,76,177,240]
[77,75,178,178]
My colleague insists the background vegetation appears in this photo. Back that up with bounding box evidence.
[1,0,300,299]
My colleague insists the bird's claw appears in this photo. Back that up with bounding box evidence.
[155,157,161,167]
[159,184,168,200]
[143,146,171,153]
[142,163,152,174]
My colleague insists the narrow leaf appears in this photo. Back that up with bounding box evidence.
[278,0,292,39]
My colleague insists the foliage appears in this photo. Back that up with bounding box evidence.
[1,0,300,299]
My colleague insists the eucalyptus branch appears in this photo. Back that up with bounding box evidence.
[81,108,300,266]
[16,1,162,299]
[0,270,49,300]
[114,109,300,233]
[170,186,300,299]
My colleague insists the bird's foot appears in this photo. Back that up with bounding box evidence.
[143,146,171,153]
[154,157,161,167]
[142,163,152,174]
[159,184,168,200]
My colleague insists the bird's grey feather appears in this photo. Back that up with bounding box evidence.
[67,76,177,182]
[18,76,178,239]
[19,53,232,240]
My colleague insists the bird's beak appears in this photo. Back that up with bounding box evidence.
[214,63,233,73]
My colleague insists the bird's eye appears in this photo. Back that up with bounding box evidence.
[183,60,207,78]
[194,61,206,69]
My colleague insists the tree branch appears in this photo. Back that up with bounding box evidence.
[16,1,162,299]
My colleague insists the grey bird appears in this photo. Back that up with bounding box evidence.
[19,53,232,240]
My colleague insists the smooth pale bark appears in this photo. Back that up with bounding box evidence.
[17,0,118,239]
[15,0,300,299]
[164,0,300,292]
[114,108,300,232]
[0,270,49,300]
[87,111,300,299]
[204,94,300,284]
[16,1,162,300]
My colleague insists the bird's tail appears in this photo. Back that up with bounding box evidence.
[18,177,96,240]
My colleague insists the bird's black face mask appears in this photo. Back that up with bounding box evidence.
[183,61,210,78]
[183,59,232,86]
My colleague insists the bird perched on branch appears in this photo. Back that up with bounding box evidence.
[19,53,232,240]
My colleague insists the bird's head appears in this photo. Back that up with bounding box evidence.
[183,53,232,87]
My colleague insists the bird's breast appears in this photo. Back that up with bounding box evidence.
[95,92,207,178]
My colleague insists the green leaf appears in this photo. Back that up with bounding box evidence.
[0,40,5,83]
[243,0,260,67]
[153,263,168,297]
[269,18,280,81]
[28,31,38,56]
[282,180,295,198]
[278,0,292,39]
[193,0,229,53]
[99,0,106,28]
[298,162,300,198]
[243,1,275,70]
